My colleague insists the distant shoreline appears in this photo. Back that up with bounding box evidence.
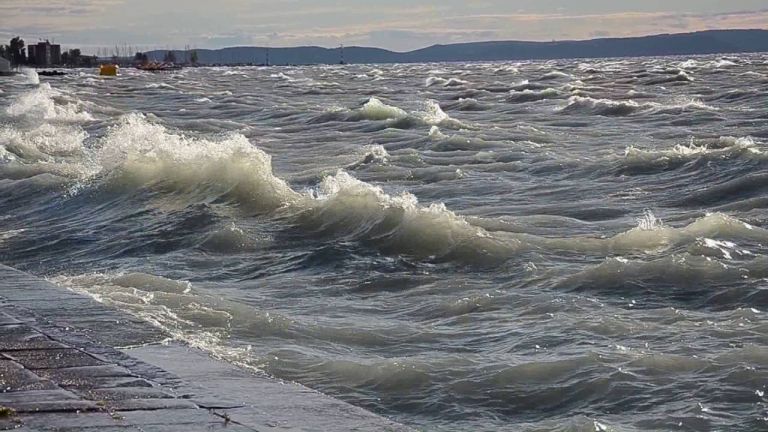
[144,29,768,66]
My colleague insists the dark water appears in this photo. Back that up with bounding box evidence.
[2,55,768,431]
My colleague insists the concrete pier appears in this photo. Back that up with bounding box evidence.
[0,265,413,431]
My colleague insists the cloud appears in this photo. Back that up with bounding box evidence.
[1,1,767,51]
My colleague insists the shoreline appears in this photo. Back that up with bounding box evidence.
[0,264,412,431]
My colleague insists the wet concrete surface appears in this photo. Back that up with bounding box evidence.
[0,265,413,431]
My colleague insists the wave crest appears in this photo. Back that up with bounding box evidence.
[97,113,300,212]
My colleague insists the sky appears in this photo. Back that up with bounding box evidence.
[1,0,767,53]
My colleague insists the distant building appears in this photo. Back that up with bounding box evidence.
[27,41,61,66]
[0,56,12,75]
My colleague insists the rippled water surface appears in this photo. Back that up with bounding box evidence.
[2,55,768,431]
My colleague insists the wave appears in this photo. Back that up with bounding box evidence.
[201,222,268,253]
[99,116,511,260]
[2,109,501,260]
[347,144,390,169]
[357,97,408,120]
[270,72,293,81]
[511,80,550,91]
[0,122,95,181]
[621,136,765,171]
[96,113,300,213]
[559,96,645,116]
[449,98,487,111]
[312,97,470,129]
[644,70,693,85]
[144,82,177,89]
[18,114,764,261]
[527,211,768,256]
[5,86,763,265]
[559,253,768,301]
[537,70,572,81]
[223,70,249,77]
[508,88,563,103]
[709,59,738,68]
[299,170,519,260]
[559,96,715,117]
[425,76,469,87]
[51,272,251,365]
[6,83,94,122]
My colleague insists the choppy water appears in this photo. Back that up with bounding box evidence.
[2,55,768,431]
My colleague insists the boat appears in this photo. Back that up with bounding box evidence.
[99,64,119,76]
[39,70,66,76]
[137,61,183,72]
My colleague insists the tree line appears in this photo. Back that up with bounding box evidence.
[133,50,199,64]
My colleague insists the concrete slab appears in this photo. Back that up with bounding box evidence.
[4,349,106,370]
[0,360,58,392]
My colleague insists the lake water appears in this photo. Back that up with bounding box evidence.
[1,55,768,431]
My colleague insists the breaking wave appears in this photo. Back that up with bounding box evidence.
[508,88,563,103]
[644,70,694,85]
[525,211,768,256]
[559,96,715,116]
[621,136,765,171]
[96,113,300,213]
[6,83,94,122]
[426,76,469,87]
[312,97,470,129]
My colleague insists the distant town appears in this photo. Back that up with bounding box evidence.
[0,37,203,71]
[1,29,768,71]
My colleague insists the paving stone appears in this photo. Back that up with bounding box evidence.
[105,398,199,411]
[0,418,23,431]
[0,325,69,351]
[0,360,58,392]
[4,349,105,370]
[84,386,176,401]
[0,389,79,403]
[0,389,99,413]
[35,364,135,383]
[115,408,219,426]
[15,427,141,432]
[61,376,155,390]
[16,412,125,429]
[137,423,256,432]
[0,311,21,326]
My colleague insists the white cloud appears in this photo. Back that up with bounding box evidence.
[1,1,767,51]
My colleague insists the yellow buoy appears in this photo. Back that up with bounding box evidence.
[99,64,118,76]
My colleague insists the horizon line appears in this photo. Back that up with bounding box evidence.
[9,27,766,55]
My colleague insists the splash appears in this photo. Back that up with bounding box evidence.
[635,209,663,231]
[22,68,40,85]
[6,83,94,122]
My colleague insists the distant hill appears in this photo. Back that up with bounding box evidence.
[147,29,768,65]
